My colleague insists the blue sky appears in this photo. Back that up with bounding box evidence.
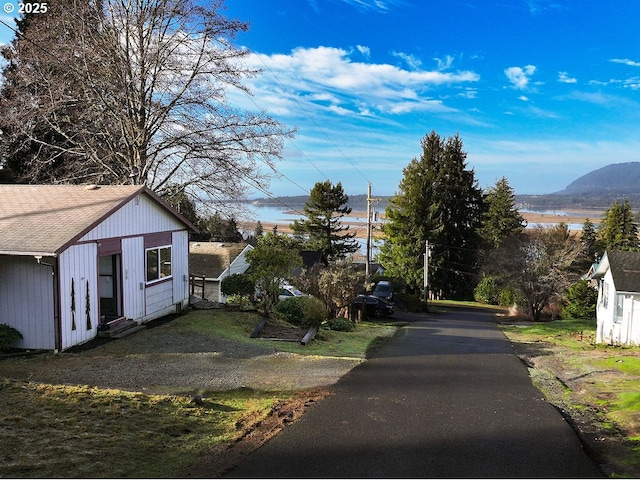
[221,0,640,198]
[1,0,640,199]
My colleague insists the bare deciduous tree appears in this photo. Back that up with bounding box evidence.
[486,224,583,321]
[0,0,293,209]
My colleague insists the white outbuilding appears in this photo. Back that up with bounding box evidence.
[592,250,640,346]
[0,184,196,351]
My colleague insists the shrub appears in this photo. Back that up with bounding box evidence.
[273,297,306,326]
[562,280,597,319]
[273,296,328,328]
[499,287,524,308]
[301,296,328,328]
[474,276,500,304]
[225,294,253,310]
[0,324,23,350]
[221,274,255,297]
[325,317,354,332]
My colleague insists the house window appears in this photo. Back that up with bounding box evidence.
[602,282,609,308]
[615,295,624,324]
[146,245,172,283]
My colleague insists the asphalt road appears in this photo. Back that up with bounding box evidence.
[224,309,604,478]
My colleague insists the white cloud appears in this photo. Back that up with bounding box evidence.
[339,0,400,13]
[434,55,454,71]
[242,46,479,118]
[558,71,577,83]
[525,0,566,15]
[505,65,536,90]
[611,58,640,67]
[623,78,640,90]
[392,51,423,70]
[518,95,529,101]
[356,45,370,59]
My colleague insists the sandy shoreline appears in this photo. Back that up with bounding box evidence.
[238,209,605,241]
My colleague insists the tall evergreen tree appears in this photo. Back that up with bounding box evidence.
[480,177,525,248]
[291,181,359,260]
[378,131,484,298]
[580,218,600,260]
[597,199,639,252]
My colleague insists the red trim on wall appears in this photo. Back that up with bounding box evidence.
[144,232,172,249]
[98,238,121,257]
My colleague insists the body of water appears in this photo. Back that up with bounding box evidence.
[240,204,378,257]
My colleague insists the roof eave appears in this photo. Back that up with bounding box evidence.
[0,251,58,257]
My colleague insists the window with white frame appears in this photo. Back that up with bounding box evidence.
[146,245,172,282]
[614,294,624,323]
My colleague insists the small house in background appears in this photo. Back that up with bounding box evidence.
[189,242,253,302]
[591,250,640,346]
[0,184,196,351]
[290,250,328,277]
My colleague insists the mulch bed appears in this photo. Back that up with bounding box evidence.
[256,321,308,341]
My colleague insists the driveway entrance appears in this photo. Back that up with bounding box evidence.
[225,309,603,478]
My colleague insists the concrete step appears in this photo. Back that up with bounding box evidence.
[98,319,144,338]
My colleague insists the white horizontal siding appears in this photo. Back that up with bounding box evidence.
[144,280,174,321]
[0,255,55,350]
[58,244,98,350]
[79,194,186,242]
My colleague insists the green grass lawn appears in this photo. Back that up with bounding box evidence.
[499,316,640,476]
[0,380,282,478]
[176,309,399,358]
[0,309,398,478]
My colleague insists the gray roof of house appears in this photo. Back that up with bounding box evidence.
[0,184,194,256]
[604,250,640,293]
[189,242,251,279]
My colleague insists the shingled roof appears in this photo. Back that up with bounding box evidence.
[593,250,640,293]
[0,184,193,257]
[189,242,251,279]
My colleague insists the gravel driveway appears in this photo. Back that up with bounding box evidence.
[0,320,363,394]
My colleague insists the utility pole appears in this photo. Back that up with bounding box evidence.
[365,183,379,282]
[424,240,431,309]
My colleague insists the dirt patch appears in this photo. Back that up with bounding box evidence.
[513,343,640,477]
[177,387,331,478]
[257,321,308,341]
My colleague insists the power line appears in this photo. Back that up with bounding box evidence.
[252,52,374,187]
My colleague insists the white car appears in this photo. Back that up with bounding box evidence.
[278,284,305,301]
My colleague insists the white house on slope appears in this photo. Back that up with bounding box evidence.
[0,184,196,351]
[591,250,640,346]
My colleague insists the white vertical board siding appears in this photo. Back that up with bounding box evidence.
[122,236,145,321]
[596,270,616,344]
[79,194,185,241]
[58,244,98,350]
[0,255,55,350]
[172,230,189,307]
[631,296,640,346]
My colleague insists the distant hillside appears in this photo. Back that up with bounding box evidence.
[559,162,640,195]
[250,162,640,211]
[518,162,640,209]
